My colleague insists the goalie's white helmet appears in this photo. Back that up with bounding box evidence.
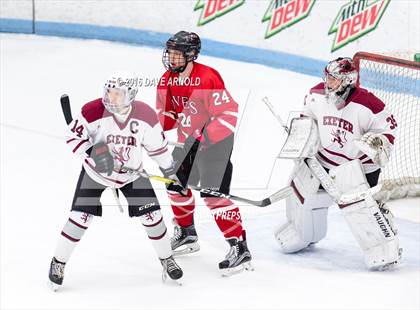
[102,72,138,114]
[324,57,358,108]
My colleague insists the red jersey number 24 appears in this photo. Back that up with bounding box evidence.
[213,90,230,106]
[178,113,191,128]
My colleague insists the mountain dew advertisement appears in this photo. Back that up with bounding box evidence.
[262,0,316,39]
[194,0,245,26]
[328,0,391,52]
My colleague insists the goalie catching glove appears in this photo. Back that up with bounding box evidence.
[354,132,391,167]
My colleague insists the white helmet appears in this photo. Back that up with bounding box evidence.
[324,57,358,108]
[102,72,138,114]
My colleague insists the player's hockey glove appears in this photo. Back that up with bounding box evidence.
[91,142,114,176]
[160,163,188,195]
[354,132,391,167]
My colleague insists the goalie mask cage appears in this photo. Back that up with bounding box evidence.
[354,52,420,199]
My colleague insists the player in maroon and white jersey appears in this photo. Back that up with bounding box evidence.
[275,57,401,270]
[156,31,252,275]
[302,58,397,178]
[48,72,184,290]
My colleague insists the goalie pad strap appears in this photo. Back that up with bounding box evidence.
[338,199,365,209]
[289,161,321,201]
[291,180,304,204]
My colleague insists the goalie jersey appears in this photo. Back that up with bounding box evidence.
[302,83,397,173]
[65,99,172,188]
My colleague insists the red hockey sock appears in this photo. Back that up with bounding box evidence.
[169,189,195,227]
[204,197,243,239]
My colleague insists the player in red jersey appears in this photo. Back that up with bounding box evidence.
[156,31,252,275]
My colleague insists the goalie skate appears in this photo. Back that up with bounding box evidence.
[219,233,253,277]
[171,222,200,256]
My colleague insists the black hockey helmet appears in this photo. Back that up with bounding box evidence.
[162,31,201,73]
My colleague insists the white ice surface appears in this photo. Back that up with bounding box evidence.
[1,34,419,310]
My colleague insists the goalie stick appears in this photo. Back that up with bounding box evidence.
[262,96,384,204]
[305,157,383,205]
[262,97,289,133]
[60,95,292,207]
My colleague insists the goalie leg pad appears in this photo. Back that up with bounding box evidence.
[329,159,370,194]
[330,160,400,269]
[275,161,332,253]
[341,197,400,269]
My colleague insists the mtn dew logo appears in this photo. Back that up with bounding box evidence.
[194,0,245,26]
[329,0,391,52]
[262,0,316,39]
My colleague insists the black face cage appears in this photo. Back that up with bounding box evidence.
[162,49,171,72]
[162,46,199,73]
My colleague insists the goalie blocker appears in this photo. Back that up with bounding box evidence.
[275,118,401,270]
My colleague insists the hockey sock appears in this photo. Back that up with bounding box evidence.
[205,197,243,239]
[54,211,93,263]
[168,189,196,227]
[140,210,172,259]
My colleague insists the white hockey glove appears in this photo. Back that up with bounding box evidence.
[354,133,391,167]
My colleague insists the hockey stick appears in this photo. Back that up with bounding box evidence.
[121,166,292,207]
[60,94,124,212]
[60,94,73,125]
[262,97,289,133]
[61,95,291,207]
[168,140,184,148]
[163,136,291,205]
[305,157,383,204]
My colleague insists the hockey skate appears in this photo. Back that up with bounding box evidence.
[219,232,253,277]
[171,221,200,256]
[48,257,66,291]
[160,256,183,285]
